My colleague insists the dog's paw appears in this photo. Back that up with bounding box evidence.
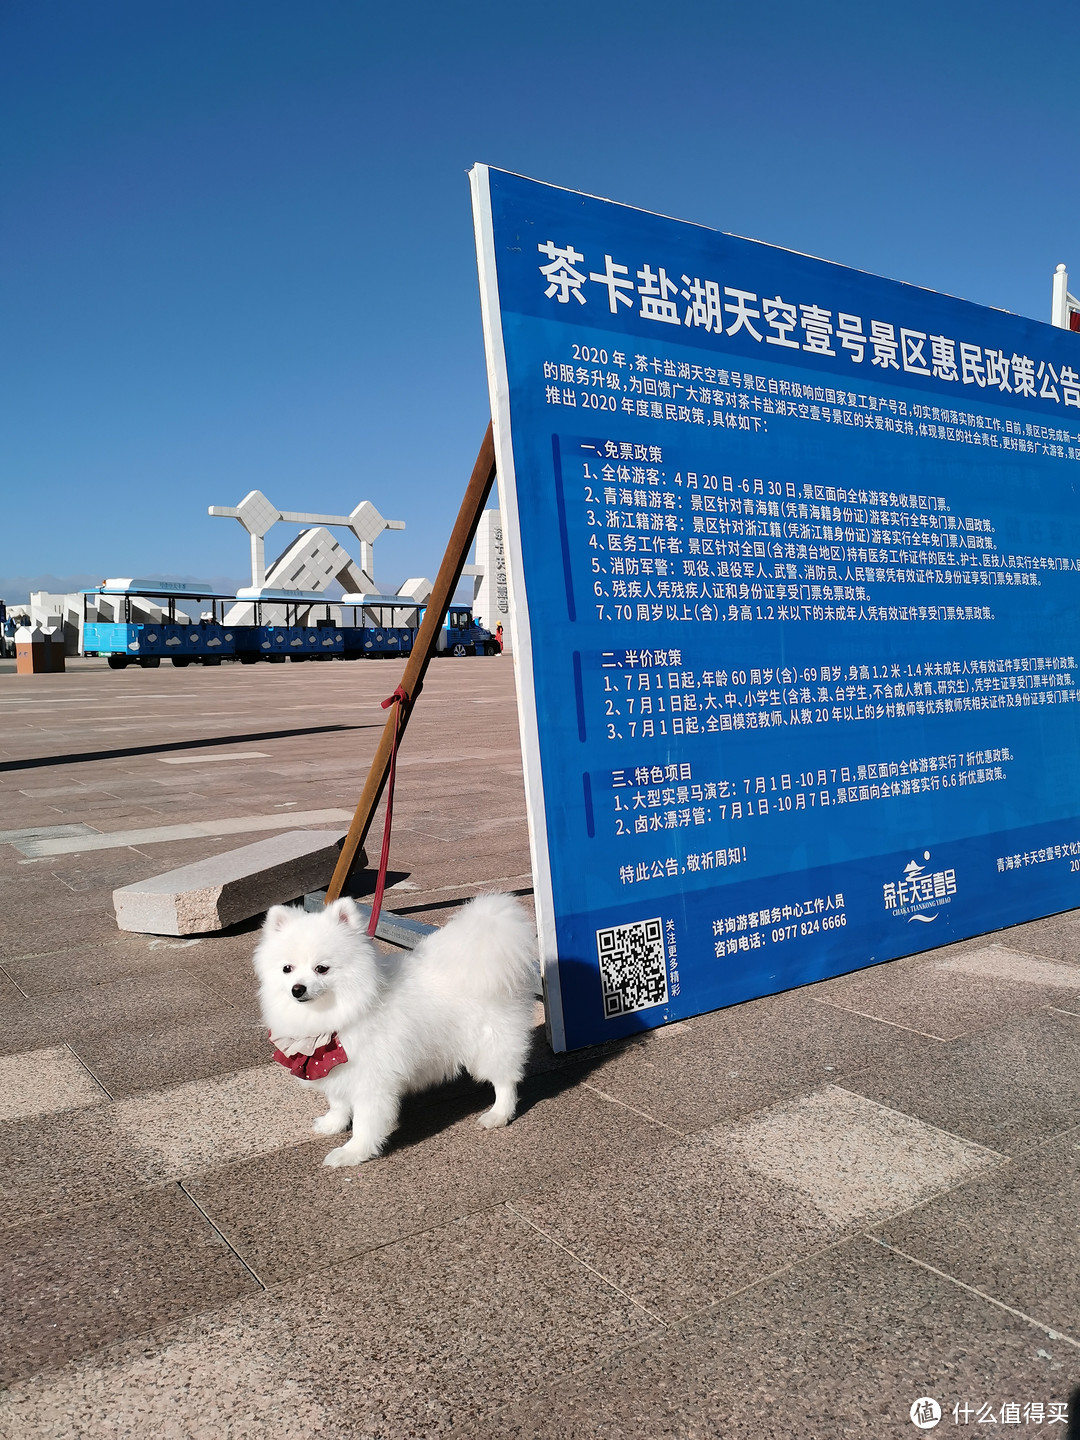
[478,1107,513,1130]
[323,1144,361,1167]
[323,1142,376,1167]
[312,1112,349,1135]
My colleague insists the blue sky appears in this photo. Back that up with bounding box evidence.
[3,0,1078,600]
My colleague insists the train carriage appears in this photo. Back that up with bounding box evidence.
[79,581,498,667]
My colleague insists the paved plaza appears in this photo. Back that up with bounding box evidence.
[0,656,1076,1438]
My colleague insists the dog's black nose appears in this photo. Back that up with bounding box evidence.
[291,982,307,999]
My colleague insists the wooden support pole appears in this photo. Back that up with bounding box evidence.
[324,423,498,903]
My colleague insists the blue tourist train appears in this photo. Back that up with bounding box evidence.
[79,581,498,668]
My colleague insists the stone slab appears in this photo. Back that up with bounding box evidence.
[722,1085,1003,1226]
[156,751,270,764]
[584,989,943,1133]
[0,1065,322,1229]
[113,829,346,935]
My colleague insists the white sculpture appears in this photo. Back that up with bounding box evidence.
[262,528,367,595]
[208,491,405,590]
[397,577,434,604]
[209,490,406,625]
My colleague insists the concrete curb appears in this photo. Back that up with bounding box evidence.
[113,829,348,935]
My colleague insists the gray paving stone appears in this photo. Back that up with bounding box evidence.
[510,1086,1000,1322]
[878,1128,1080,1336]
[470,1235,1075,1439]
[4,657,1080,1432]
[0,1206,657,1439]
[185,1064,670,1284]
[0,1045,108,1122]
[0,824,97,844]
[584,989,943,1133]
[26,808,351,858]
[0,1186,259,1384]
[813,945,1075,1040]
[0,1064,321,1225]
[844,1007,1080,1153]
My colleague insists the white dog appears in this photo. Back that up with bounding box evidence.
[254,892,538,1167]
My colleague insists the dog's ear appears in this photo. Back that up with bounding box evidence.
[264,904,298,933]
[328,896,362,930]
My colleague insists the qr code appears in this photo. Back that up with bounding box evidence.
[596,917,668,1018]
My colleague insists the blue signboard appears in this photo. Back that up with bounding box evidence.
[470,165,1080,1052]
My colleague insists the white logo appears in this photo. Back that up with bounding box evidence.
[909,1397,942,1429]
[884,851,956,923]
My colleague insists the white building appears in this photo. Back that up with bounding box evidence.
[471,509,511,651]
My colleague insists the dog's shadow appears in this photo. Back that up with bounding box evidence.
[383,1020,650,1158]
[381,952,664,1157]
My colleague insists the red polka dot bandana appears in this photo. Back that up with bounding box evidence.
[270,1031,348,1079]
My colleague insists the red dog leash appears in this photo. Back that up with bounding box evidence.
[366,684,410,937]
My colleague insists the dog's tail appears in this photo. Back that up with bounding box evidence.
[421,892,540,1000]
